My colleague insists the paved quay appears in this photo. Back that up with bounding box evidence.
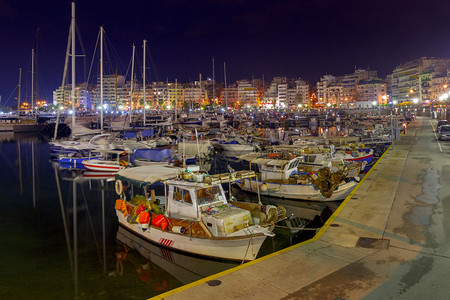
[152,116,450,300]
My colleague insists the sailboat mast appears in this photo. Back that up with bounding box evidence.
[17,68,21,117]
[129,44,135,124]
[143,40,146,126]
[31,49,34,112]
[224,61,227,109]
[199,73,202,108]
[100,26,104,132]
[71,1,76,134]
[212,57,215,106]
[175,78,178,122]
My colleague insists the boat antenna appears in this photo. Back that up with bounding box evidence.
[182,137,186,169]
[195,128,201,169]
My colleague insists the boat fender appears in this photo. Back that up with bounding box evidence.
[115,180,123,195]
[172,226,186,234]
[114,199,123,210]
[135,204,146,216]
[121,201,128,217]
[260,183,268,192]
[161,219,168,232]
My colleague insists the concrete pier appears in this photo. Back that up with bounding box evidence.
[152,116,449,300]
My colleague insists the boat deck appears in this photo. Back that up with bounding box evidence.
[151,116,450,299]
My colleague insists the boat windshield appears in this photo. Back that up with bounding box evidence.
[196,186,222,206]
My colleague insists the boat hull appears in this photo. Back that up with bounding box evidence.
[117,212,268,261]
[240,178,357,202]
[82,160,122,172]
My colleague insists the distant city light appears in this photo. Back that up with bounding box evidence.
[412,98,419,104]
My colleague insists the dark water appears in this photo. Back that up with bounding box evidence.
[0,134,338,299]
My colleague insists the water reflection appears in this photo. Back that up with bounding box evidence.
[115,226,239,284]
[0,137,340,299]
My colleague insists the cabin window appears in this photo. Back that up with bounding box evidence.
[173,186,192,205]
[196,186,221,206]
[304,155,315,163]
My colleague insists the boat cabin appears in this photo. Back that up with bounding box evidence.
[167,181,228,220]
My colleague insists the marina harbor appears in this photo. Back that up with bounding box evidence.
[152,116,450,300]
[2,2,450,299]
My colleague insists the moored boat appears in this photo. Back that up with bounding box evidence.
[114,166,284,261]
[82,149,130,172]
[238,152,358,201]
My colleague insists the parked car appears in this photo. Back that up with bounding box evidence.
[438,125,450,141]
[436,120,448,132]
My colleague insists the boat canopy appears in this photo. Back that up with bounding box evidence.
[116,165,183,187]
[130,148,172,163]
[238,153,293,165]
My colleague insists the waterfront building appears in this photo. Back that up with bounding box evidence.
[389,57,450,103]
[91,74,126,111]
[430,72,449,102]
[325,83,343,107]
[53,85,71,108]
[277,83,288,108]
[316,75,336,105]
[237,80,257,108]
[184,83,206,109]
[53,83,92,110]
[357,79,387,105]
[168,82,184,110]
[152,82,169,109]
[341,69,377,105]
[220,85,238,109]
[295,79,310,107]
[263,81,279,108]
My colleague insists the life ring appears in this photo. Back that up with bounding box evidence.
[119,160,128,167]
[115,179,123,195]
[260,183,268,192]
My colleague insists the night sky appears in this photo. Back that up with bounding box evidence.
[1,0,450,105]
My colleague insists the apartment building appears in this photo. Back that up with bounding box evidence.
[237,80,257,108]
[389,57,450,103]
[295,79,310,107]
[316,75,336,105]
[221,85,238,108]
[53,83,93,110]
[168,82,185,110]
[325,83,343,106]
[357,79,387,105]
[430,73,449,101]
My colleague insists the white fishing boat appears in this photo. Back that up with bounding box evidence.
[114,166,284,261]
[82,149,129,172]
[217,136,259,158]
[238,153,357,202]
